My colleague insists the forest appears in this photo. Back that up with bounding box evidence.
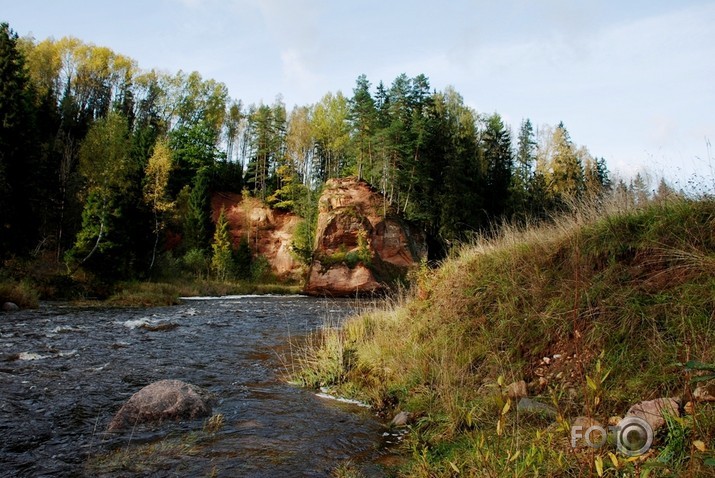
[0,22,615,286]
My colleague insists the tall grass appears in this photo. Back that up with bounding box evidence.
[0,279,39,308]
[294,196,715,476]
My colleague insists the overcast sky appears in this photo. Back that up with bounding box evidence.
[4,0,714,189]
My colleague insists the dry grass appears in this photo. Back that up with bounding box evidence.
[0,279,39,308]
[295,196,715,477]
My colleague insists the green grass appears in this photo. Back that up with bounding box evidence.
[106,279,303,307]
[294,197,715,477]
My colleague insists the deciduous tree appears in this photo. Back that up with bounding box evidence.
[143,138,174,271]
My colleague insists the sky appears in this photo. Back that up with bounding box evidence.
[3,0,714,190]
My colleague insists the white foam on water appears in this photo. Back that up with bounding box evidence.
[17,352,49,361]
[88,362,110,372]
[122,318,152,329]
[179,294,306,300]
[315,392,371,408]
[49,325,80,334]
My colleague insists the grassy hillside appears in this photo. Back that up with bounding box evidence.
[295,198,715,477]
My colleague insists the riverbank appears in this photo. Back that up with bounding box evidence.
[0,273,302,309]
[294,197,715,477]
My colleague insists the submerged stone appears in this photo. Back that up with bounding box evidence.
[108,379,213,431]
[2,302,19,312]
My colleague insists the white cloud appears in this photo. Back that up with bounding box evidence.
[280,48,323,97]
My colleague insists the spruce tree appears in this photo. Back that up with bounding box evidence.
[0,22,39,255]
[482,113,513,219]
[550,122,584,199]
[184,166,213,251]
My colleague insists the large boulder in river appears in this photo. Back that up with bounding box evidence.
[108,380,212,431]
[303,178,426,296]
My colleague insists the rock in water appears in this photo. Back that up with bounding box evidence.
[108,379,212,431]
[2,302,19,312]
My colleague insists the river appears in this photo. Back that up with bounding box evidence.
[0,296,394,477]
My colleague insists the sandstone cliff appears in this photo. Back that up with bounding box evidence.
[211,193,303,281]
[210,180,426,292]
[303,178,426,296]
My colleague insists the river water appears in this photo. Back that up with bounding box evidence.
[0,296,393,477]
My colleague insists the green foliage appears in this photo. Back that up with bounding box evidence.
[211,207,233,281]
[66,189,119,263]
[68,111,142,278]
[250,255,273,283]
[548,122,585,198]
[106,281,181,307]
[233,236,252,279]
[657,413,691,468]
[2,21,626,298]
[0,22,41,256]
[183,166,213,251]
[168,120,224,195]
[290,187,320,264]
[182,248,209,279]
[292,218,316,265]
[682,360,715,383]
[312,91,352,181]
[244,101,286,200]
[482,113,513,220]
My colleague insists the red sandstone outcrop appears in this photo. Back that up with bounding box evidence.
[303,178,426,296]
[211,193,303,281]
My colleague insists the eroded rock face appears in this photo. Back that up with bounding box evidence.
[211,193,303,281]
[304,263,382,297]
[108,379,212,431]
[303,178,426,297]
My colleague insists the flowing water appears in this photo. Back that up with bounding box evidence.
[0,296,395,477]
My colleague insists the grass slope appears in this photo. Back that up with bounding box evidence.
[296,198,715,477]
